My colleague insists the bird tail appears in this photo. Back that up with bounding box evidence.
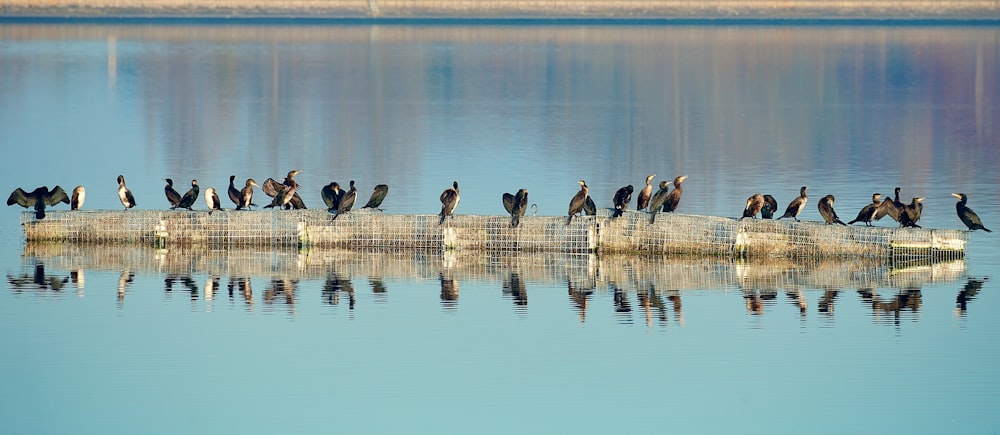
[983,227,993,233]
[835,219,847,226]
[847,218,859,225]
[649,213,657,224]
[512,215,520,228]
[439,213,446,225]
[613,209,623,218]
[566,215,573,225]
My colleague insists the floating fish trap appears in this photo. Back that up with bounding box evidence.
[20,209,966,259]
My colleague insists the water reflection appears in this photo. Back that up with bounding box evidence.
[323,273,356,310]
[956,277,987,316]
[501,272,527,313]
[858,287,923,326]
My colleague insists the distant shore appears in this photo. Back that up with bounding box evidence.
[2,0,999,20]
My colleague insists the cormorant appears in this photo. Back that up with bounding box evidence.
[817,194,847,225]
[612,185,633,217]
[177,180,200,210]
[263,170,306,210]
[333,180,357,219]
[164,178,182,209]
[7,186,69,219]
[583,195,597,216]
[636,174,655,211]
[566,180,589,225]
[362,184,389,210]
[899,197,924,228]
[265,183,299,210]
[511,189,528,228]
[439,181,460,225]
[70,186,85,211]
[647,180,671,224]
[761,195,778,219]
[742,193,764,219]
[239,179,258,210]
[777,186,808,221]
[227,175,241,208]
[502,192,516,215]
[661,175,688,212]
[117,175,136,210]
[875,187,904,224]
[205,187,222,215]
[848,193,882,226]
[321,182,341,211]
[952,193,991,232]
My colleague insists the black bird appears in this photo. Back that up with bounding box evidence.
[362,184,389,210]
[876,186,904,224]
[70,186,85,211]
[227,175,242,208]
[899,197,925,228]
[333,180,357,219]
[761,194,778,219]
[204,187,222,215]
[502,189,529,228]
[439,181,460,225]
[177,180,200,210]
[117,175,136,210]
[777,186,808,221]
[583,195,597,216]
[239,179,258,210]
[661,175,688,213]
[742,193,764,219]
[164,178,182,209]
[848,193,882,226]
[566,180,589,225]
[647,180,671,224]
[817,194,847,225]
[612,185,633,217]
[262,170,306,210]
[321,182,341,211]
[265,183,299,209]
[952,193,991,232]
[7,186,70,219]
[636,174,655,211]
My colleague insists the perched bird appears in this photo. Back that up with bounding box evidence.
[612,185,633,217]
[164,178,182,209]
[321,182,341,211]
[333,180,357,219]
[7,186,70,219]
[636,174,655,211]
[262,170,306,210]
[661,175,688,212]
[848,193,882,226]
[362,184,389,210]
[204,187,222,215]
[761,195,778,219]
[227,175,242,208]
[503,189,529,228]
[817,194,847,225]
[566,180,589,225]
[70,186,85,211]
[876,186,904,224]
[265,183,299,209]
[177,180,200,210]
[952,193,991,232]
[899,197,925,228]
[647,180,671,224]
[742,193,764,219]
[583,196,597,216]
[117,175,136,210]
[777,186,808,221]
[439,181,460,225]
[239,179,258,210]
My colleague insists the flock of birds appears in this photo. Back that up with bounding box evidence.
[5,170,993,234]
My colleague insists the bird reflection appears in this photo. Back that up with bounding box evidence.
[227,277,253,306]
[264,279,298,305]
[785,289,808,316]
[858,287,922,325]
[612,284,632,324]
[956,277,987,315]
[637,284,668,327]
[7,264,69,292]
[204,275,221,301]
[322,273,356,310]
[369,278,387,303]
[440,273,459,309]
[743,289,776,315]
[818,289,840,316]
[567,279,594,323]
[117,270,134,305]
[502,272,527,311]
[70,269,85,290]
[165,274,199,300]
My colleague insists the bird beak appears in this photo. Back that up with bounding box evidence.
[950,193,961,199]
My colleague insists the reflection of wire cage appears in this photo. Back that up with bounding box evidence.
[21,209,966,259]
[22,242,966,292]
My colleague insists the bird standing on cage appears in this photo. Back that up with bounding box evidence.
[661,175,688,213]
[164,178,182,209]
[951,193,991,232]
[848,193,882,226]
[439,181,460,225]
[177,180,200,211]
[238,178,258,210]
[899,197,924,228]
[7,186,70,219]
[566,180,589,225]
[741,193,764,219]
[117,175,136,210]
[205,187,222,215]
[612,185,633,218]
[636,174,655,211]
[777,186,808,221]
[647,180,670,224]
[262,170,306,210]
[227,175,242,209]
[760,194,778,219]
[333,180,357,220]
[817,194,847,225]
[502,188,529,228]
[362,184,389,210]
[70,186,85,211]
[321,182,341,212]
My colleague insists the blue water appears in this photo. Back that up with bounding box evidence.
[1,22,999,434]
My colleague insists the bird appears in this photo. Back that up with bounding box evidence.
[503,189,529,228]
[204,187,222,215]
[164,178,182,209]
[362,184,389,210]
[333,180,357,219]
[70,186,85,211]
[761,195,778,219]
[263,170,306,210]
[848,193,882,226]
[265,183,299,209]
[952,193,991,232]
[583,195,597,216]
[227,175,242,208]
[742,193,764,219]
[439,181,460,225]
[177,180,200,210]
[566,180,589,225]
[647,180,671,224]
[661,175,688,212]
[321,182,341,211]
[7,186,70,219]
[117,175,136,210]
[817,194,847,225]
[239,179,258,210]
[612,185,633,217]
[636,174,655,211]
[899,197,925,228]
[876,186,905,224]
[777,186,808,221]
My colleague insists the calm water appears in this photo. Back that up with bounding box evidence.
[1,22,999,434]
